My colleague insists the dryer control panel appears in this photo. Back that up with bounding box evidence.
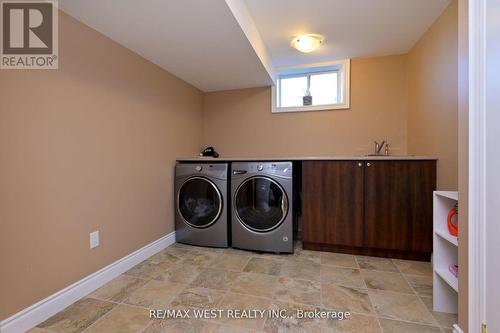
[232,162,292,178]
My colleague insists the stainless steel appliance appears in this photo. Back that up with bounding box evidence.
[231,161,293,253]
[175,163,229,247]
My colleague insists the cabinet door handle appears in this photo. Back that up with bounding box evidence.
[358,162,363,167]
[366,162,372,167]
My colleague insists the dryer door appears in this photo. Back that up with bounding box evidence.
[178,177,222,228]
[234,176,288,232]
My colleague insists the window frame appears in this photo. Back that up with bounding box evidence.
[271,59,351,113]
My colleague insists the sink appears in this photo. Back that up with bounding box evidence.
[364,154,415,157]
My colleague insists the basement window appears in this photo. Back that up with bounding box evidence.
[272,59,350,112]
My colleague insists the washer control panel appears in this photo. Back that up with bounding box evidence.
[175,163,228,180]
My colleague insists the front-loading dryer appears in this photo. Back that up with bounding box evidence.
[231,161,293,253]
[175,163,229,247]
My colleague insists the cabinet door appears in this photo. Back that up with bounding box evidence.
[364,161,436,252]
[302,161,364,247]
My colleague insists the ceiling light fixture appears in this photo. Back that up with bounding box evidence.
[291,34,323,53]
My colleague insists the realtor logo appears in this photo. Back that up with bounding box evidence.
[1,0,58,69]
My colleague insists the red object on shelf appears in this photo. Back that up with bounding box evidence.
[449,264,459,278]
[447,204,458,236]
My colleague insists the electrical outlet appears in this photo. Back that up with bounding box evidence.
[90,231,99,249]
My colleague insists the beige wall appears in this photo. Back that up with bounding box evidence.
[407,1,458,190]
[0,12,203,319]
[202,55,409,157]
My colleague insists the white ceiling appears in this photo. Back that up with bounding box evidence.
[245,0,451,69]
[59,0,274,92]
[60,0,451,91]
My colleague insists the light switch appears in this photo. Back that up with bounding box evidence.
[90,231,99,249]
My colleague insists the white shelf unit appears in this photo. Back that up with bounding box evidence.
[433,191,459,313]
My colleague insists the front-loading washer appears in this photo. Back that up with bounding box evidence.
[231,161,293,253]
[175,162,229,247]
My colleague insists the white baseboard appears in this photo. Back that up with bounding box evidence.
[0,231,176,333]
[452,324,464,333]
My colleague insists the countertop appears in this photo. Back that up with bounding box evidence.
[177,156,438,162]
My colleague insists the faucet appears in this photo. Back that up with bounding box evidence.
[373,140,387,156]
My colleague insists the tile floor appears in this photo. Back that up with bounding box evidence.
[31,243,457,333]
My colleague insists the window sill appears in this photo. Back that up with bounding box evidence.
[272,103,350,113]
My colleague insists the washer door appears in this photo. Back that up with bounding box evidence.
[235,176,288,232]
[178,177,222,228]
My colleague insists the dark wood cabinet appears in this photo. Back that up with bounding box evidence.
[364,160,436,255]
[301,160,436,260]
[302,161,364,247]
